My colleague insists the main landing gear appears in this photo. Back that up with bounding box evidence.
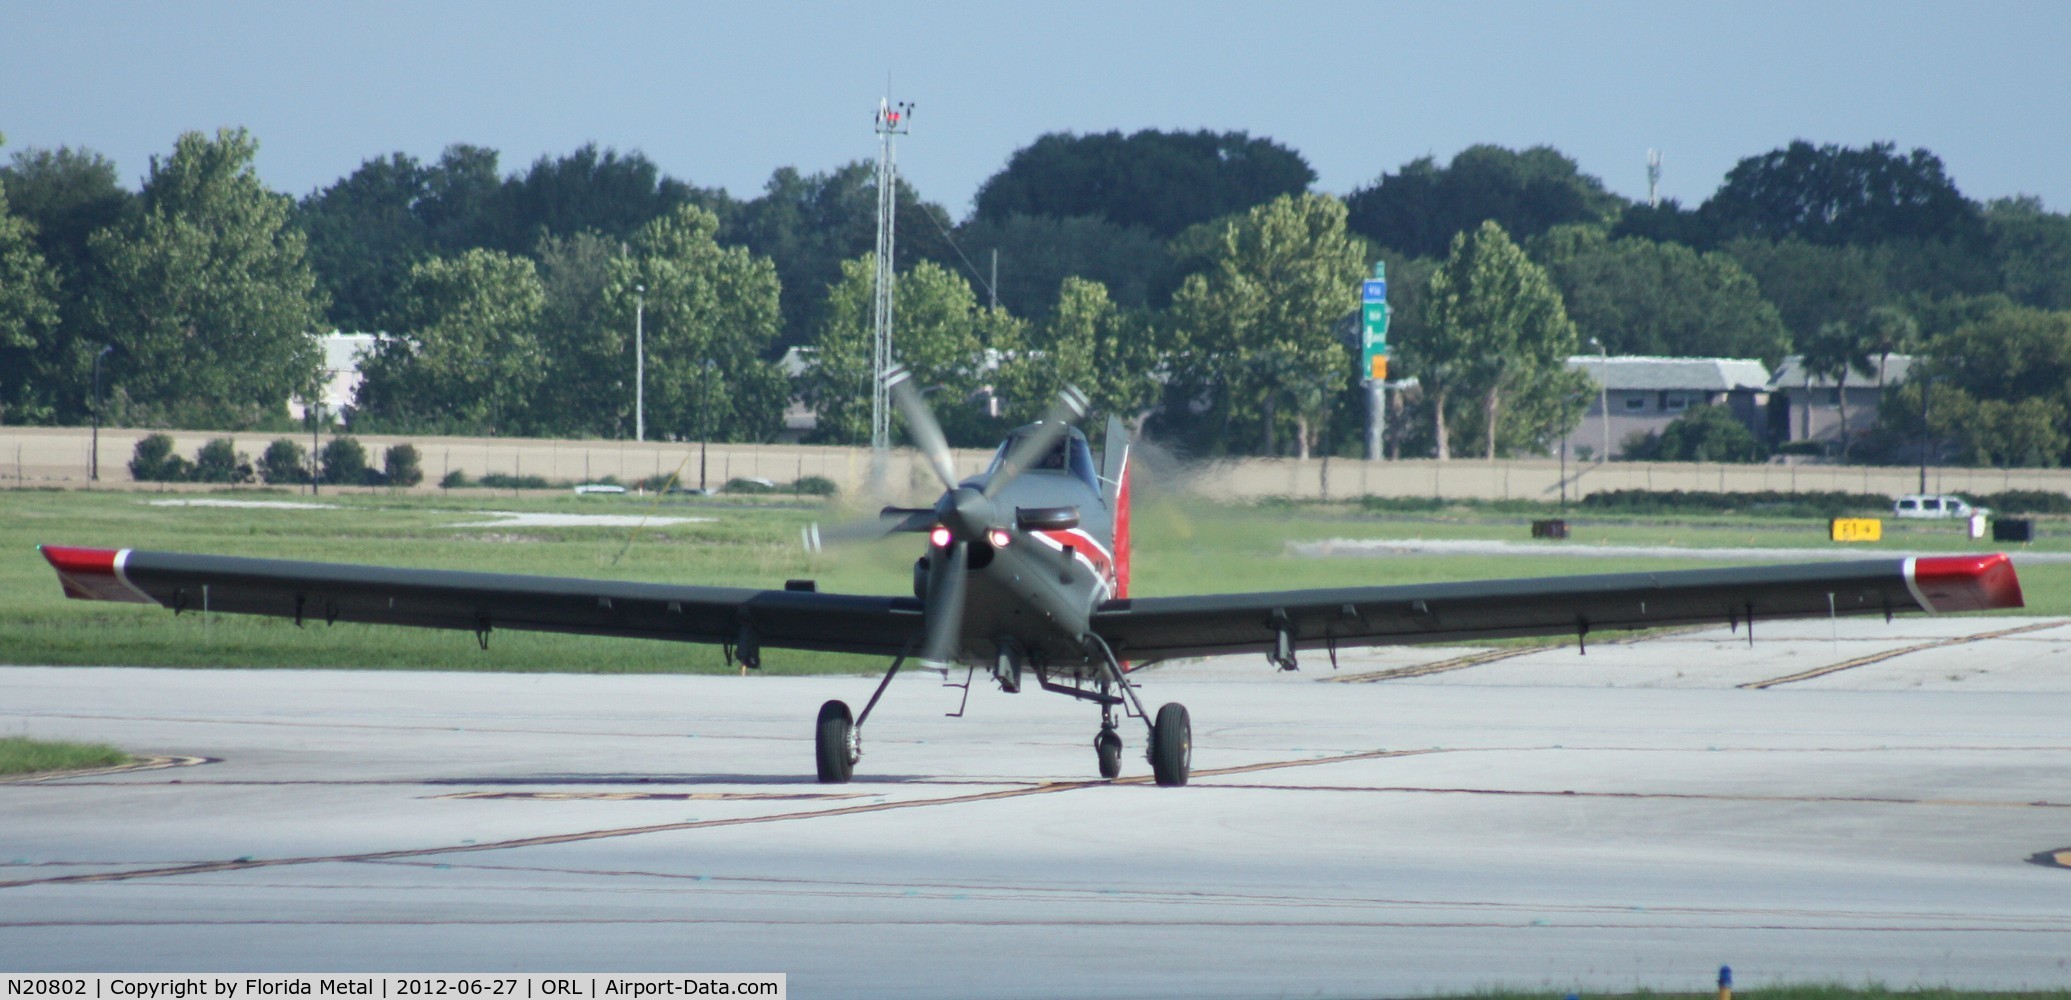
[1085,637,1190,786]
[817,642,1193,787]
[815,646,912,784]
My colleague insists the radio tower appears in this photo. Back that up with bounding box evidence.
[871,94,914,473]
[1647,149,1662,208]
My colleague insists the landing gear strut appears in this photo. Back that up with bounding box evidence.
[1082,634,1190,786]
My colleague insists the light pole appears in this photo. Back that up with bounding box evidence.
[698,359,715,492]
[1918,364,1931,495]
[634,284,646,442]
[1588,337,1610,462]
[90,345,113,482]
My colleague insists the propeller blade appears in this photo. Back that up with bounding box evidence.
[803,507,936,553]
[886,365,961,491]
[919,539,969,669]
[983,384,1089,499]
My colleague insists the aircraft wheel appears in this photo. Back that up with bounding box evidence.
[1150,702,1191,787]
[1095,728,1122,779]
[815,699,855,784]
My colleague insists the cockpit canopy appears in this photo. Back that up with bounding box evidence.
[986,426,1099,493]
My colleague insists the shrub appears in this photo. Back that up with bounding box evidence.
[724,477,775,494]
[259,439,310,484]
[193,438,253,484]
[478,473,552,490]
[128,434,181,482]
[439,469,473,489]
[791,475,838,497]
[1976,489,2071,515]
[383,443,424,487]
[1631,405,1763,463]
[1580,489,1890,518]
[319,437,370,486]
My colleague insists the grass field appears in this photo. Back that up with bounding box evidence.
[3,486,2062,675]
[0,735,130,776]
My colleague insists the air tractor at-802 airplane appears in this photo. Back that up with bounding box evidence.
[40,370,2026,786]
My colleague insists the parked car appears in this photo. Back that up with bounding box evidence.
[1893,494,1987,519]
[573,483,626,495]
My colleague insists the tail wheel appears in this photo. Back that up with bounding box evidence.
[815,699,855,784]
[1150,702,1191,787]
[1095,728,1123,779]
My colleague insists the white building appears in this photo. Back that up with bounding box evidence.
[1559,355,1773,460]
[289,332,382,422]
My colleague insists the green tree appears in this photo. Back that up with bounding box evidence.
[298,152,435,331]
[973,130,1315,239]
[357,248,546,434]
[728,162,955,349]
[0,157,64,424]
[1164,194,1364,457]
[529,230,630,437]
[491,144,732,255]
[1721,237,1890,347]
[1346,145,1626,259]
[83,128,325,427]
[1416,220,1588,460]
[0,145,133,285]
[1699,141,1984,248]
[604,205,788,442]
[1799,318,1878,457]
[1882,304,2071,467]
[1528,225,1790,363]
[1988,197,2071,310]
[992,277,1161,432]
[799,255,989,445]
[947,213,1165,318]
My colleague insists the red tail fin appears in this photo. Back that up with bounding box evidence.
[1101,416,1132,599]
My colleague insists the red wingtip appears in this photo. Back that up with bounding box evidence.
[38,545,153,604]
[1911,553,2025,613]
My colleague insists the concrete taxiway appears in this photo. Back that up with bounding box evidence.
[5,617,2071,997]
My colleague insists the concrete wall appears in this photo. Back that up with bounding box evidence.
[4,425,2068,504]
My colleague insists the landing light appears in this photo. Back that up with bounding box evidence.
[987,528,1012,548]
[929,526,953,548]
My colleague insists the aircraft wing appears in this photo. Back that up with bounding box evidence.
[1090,555,2024,663]
[39,545,920,658]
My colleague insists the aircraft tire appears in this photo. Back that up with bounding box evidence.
[1150,702,1191,787]
[1095,728,1122,779]
[815,699,855,784]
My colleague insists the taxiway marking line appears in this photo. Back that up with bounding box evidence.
[0,748,1440,890]
[1740,619,2071,690]
[1198,783,2071,809]
[1327,627,1707,683]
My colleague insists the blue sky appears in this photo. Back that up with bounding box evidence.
[5,0,2068,217]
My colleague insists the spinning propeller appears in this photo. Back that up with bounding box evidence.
[885,366,1088,669]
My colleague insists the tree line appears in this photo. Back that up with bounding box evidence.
[3,126,2069,465]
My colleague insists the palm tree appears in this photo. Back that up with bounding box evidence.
[1802,319,1879,460]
